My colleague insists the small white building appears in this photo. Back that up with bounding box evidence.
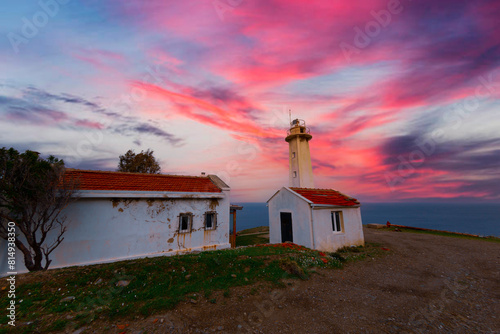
[0,169,231,276]
[268,119,364,251]
[268,187,364,251]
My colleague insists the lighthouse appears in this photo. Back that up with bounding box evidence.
[268,117,364,251]
[285,119,315,188]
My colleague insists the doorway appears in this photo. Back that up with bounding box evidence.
[280,212,293,242]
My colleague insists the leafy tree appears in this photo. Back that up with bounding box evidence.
[117,149,161,174]
[0,148,79,271]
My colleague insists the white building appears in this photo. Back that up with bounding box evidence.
[0,169,231,276]
[268,119,364,251]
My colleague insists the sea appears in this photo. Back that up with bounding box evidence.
[232,202,500,237]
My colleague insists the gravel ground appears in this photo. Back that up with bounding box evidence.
[72,227,499,334]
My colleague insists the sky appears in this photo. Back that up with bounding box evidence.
[0,0,499,203]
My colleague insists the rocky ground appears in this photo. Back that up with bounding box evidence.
[69,227,499,334]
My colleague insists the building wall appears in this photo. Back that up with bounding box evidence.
[268,188,365,251]
[268,188,313,248]
[288,137,315,188]
[0,193,230,276]
[312,207,365,252]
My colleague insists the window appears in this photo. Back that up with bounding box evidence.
[331,211,343,232]
[292,152,296,159]
[179,213,193,233]
[293,171,297,178]
[204,212,217,230]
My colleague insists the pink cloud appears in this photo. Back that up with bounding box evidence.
[83,0,500,201]
[74,119,103,129]
[132,81,283,139]
[71,48,127,74]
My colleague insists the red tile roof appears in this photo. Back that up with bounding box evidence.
[64,169,222,193]
[290,187,360,206]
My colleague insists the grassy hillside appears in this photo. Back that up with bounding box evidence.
[387,226,500,242]
[236,226,269,246]
[237,226,269,235]
[0,241,380,333]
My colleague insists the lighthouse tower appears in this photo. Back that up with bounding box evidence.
[285,119,314,188]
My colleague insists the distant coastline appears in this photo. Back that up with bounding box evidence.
[233,202,500,237]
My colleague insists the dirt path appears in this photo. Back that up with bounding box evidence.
[75,228,500,334]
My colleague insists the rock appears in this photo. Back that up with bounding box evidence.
[185,274,192,280]
[190,299,197,304]
[217,326,224,331]
[72,328,86,334]
[94,278,103,284]
[60,296,75,303]
[231,274,237,278]
[116,280,130,287]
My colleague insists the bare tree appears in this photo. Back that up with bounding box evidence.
[0,148,79,271]
[117,149,161,174]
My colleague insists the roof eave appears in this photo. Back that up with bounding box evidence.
[284,187,314,204]
[310,204,361,209]
[75,190,225,199]
[266,188,284,203]
[208,174,230,191]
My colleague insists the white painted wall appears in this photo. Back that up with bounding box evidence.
[312,206,365,252]
[268,188,365,251]
[0,191,230,276]
[268,187,313,248]
[288,136,315,188]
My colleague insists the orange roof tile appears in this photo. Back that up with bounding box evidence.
[64,169,222,193]
[290,187,360,206]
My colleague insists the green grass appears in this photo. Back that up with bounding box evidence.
[47,319,69,332]
[0,241,381,333]
[236,233,269,246]
[388,227,500,243]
